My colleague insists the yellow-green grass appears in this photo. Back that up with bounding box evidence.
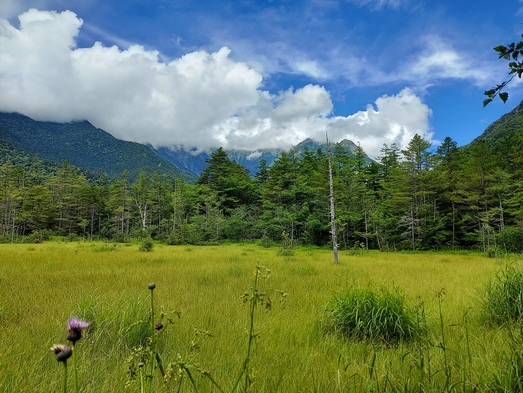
[0,242,516,392]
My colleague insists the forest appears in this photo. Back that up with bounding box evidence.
[0,132,522,253]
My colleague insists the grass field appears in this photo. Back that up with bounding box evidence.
[0,241,520,392]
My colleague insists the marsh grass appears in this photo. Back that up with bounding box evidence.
[322,286,425,345]
[0,243,520,391]
[482,263,523,325]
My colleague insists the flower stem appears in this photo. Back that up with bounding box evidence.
[149,284,156,392]
[139,365,144,393]
[63,362,68,393]
[73,344,79,393]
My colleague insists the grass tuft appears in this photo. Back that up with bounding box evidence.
[482,263,523,325]
[323,286,425,345]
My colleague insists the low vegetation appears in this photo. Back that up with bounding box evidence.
[482,263,523,325]
[323,286,425,345]
[1,242,522,392]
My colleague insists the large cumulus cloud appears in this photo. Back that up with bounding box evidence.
[0,9,433,158]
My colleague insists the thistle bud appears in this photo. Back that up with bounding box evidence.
[51,344,73,363]
[148,282,156,290]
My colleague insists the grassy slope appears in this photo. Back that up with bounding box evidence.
[0,243,515,392]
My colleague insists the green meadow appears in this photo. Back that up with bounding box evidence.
[0,242,520,392]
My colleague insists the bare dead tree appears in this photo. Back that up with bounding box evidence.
[326,134,339,264]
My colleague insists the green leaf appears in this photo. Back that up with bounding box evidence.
[483,98,493,107]
[499,92,509,103]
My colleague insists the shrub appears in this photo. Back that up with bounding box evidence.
[260,235,272,248]
[498,226,523,254]
[482,264,523,325]
[139,238,154,252]
[277,231,294,256]
[323,286,425,345]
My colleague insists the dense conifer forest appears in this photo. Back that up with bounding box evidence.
[1,132,522,253]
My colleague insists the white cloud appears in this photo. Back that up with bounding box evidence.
[209,87,431,159]
[325,88,433,157]
[292,60,330,79]
[246,151,262,160]
[347,0,413,10]
[404,36,492,88]
[0,9,433,159]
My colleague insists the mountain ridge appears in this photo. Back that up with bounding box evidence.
[473,100,523,144]
[0,112,197,182]
[0,111,371,180]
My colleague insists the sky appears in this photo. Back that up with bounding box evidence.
[1,0,523,159]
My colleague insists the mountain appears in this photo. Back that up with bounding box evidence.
[216,147,284,175]
[0,111,371,181]
[156,138,371,178]
[154,146,213,177]
[0,112,196,182]
[155,145,284,177]
[473,100,523,144]
[292,138,372,162]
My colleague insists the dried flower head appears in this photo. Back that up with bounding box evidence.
[154,322,164,331]
[67,316,91,344]
[50,344,73,363]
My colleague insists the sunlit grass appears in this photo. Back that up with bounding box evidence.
[0,242,517,391]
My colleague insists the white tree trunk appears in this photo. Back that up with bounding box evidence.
[327,135,339,264]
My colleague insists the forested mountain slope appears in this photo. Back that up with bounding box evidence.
[474,100,523,144]
[0,112,196,182]
[0,111,369,179]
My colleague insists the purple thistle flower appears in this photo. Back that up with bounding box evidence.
[67,316,90,344]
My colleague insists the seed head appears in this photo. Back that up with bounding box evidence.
[67,316,91,344]
[155,322,164,331]
[50,344,73,363]
[148,282,156,290]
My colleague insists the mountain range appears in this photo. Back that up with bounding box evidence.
[0,111,369,181]
[1,102,520,182]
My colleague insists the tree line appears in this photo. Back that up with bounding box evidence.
[1,132,522,253]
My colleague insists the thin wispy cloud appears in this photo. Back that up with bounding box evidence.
[346,0,415,10]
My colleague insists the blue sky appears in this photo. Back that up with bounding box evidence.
[1,0,522,158]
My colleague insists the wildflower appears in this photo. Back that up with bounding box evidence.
[51,344,73,363]
[67,317,90,344]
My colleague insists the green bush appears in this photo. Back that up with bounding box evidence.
[482,264,523,325]
[139,238,154,252]
[323,286,425,345]
[277,231,294,256]
[498,226,523,254]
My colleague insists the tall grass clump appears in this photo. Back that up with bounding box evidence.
[482,263,523,325]
[139,238,154,252]
[323,286,425,345]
